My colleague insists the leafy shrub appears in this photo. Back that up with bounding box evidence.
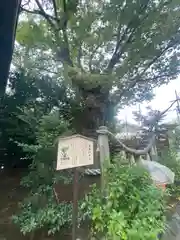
[13,112,75,235]
[80,163,167,240]
[159,149,180,199]
[13,202,73,235]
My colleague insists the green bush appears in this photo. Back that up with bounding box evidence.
[13,112,75,235]
[80,163,167,240]
[13,202,73,235]
[159,149,180,199]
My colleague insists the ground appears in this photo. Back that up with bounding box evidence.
[0,169,98,240]
[0,169,26,240]
[0,169,178,240]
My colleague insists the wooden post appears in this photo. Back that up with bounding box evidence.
[96,126,110,191]
[56,134,94,240]
[72,168,79,240]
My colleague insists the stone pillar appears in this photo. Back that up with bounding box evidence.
[96,126,110,191]
[150,143,158,161]
[96,126,110,165]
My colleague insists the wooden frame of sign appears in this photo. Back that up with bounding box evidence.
[57,134,94,170]
[56,134,95,240]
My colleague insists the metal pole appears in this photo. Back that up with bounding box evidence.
[72,167,79,240]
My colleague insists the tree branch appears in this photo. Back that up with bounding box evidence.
[20,6,41,15]
[77,43,84,71]
[113,40,177,103]
[59,0,73,66]
[106,0,151,72]
[109,100,179,155]
[89,43,102,72]
[20,6,56,22]
[34,0,55,28]
[52,0,58,19]
[154,100,179,122]
[112,72,176,104]
[53,187,59,204]
[109,131,156,155]
[21,0,72,66]
[21,0,30,8]
[21,4,56,28]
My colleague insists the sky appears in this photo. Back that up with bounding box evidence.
[118,77,180,124]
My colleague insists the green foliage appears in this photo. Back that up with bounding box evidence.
[15,0,180,132]
[17,0,180,102]
[13,202,73,235]
[16,19,53,48]
[81,164,167,240]
[0,71,39,167]
[13,112,74,235]
[169,126,180,151]
[159,149,180,199]
[158,125,180,198]
[0,67,79,167]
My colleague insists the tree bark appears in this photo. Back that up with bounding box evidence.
[71,91,115,137]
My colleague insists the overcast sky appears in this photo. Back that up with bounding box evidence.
[118,77,180,124]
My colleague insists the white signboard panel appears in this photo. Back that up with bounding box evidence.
[57,135,94,170]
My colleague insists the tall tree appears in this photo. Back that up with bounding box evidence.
[0,69,73,167]
[16,0,180,134]
[0,70,39,167]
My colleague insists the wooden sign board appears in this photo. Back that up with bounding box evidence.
[57,134,94,170]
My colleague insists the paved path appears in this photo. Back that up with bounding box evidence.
[162,202,180,240]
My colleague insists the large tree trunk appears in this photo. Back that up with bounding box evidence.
[64,68,116,135]
[0,0,21,98]
[71,90,115,137]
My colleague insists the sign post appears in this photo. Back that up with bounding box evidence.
[56,134,94,240]
[72,168,78,240]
